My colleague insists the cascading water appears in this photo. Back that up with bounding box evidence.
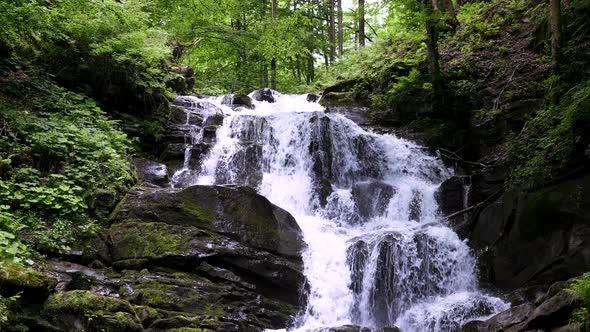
[172,92,508,331]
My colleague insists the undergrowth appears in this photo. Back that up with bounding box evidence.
[0,68,133,263]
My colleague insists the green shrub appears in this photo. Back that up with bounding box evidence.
[507,79,590,189]
[0,69,133,261]
[567,273,590,326]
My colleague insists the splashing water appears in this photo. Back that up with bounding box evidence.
[173,92,508,331]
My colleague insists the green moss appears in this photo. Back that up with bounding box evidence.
[118,275,227,319]
[320,92,357,106]
[507,79,590,189]
[44,291,136,315]
[183,200,214,224]
[0,263,56,298]
[109,222,184,259]
[43,290,143,331]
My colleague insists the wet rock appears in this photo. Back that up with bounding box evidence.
[436,176,469,216]
[89,189,119,220]
[321,92,369,126]
[222,93,254,110]
[169,105,189,124]
[351,180,396,219]
[0,263,57,302]
[523,290,578,330]
[43,290,143,332]
[467,165,506,206]
[216,143,264,188]
[307,93,320,103]
[483,302,535,330]
[472,173,590,289]
[133,158,169,187]
[251,88,276,103]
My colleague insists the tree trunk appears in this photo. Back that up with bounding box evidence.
[270,58,277,90]
[271,0,276,18]
[271,0,277,89]
[359,0,366,47]
[328,0,336,63]
[432,0,439,11]
[424,0,442,100]
[337,0,344,55]
[549,0,562,69]
[443,0,456,17]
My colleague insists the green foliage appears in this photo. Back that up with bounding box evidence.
[0,69,133,260]
[1,0,176,141]
[567,273,590,326]
[0,293,19,326]
[508,79,590,189]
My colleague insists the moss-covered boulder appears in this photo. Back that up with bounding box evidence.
[43,290,142,332]
[114,185,303,258]
[0,263,57,302]
[320,92,370,126]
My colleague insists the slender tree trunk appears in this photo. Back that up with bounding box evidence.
[359,0,366,47]
[271,0,276,18]
[262,62,269,87]
[337,0,344,55]
[271,0,277,89]
[424,0,442,100]
[432,0,440,11]
[443,0,456,17]
[307,54,315,83]
[270,58,277,90]
[328,0,336,63]
[549,0,562,69]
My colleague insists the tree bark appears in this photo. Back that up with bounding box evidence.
[271,0,276,18]
[549,0,562,69]
[424,0,442,100]
[328,0,336,63]
[271,0,277,89]
[337,0,344,55]
[359,0,366,47]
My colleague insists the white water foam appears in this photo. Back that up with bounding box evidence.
[174,93,508,331]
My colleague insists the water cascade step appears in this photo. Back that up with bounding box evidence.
[170,92,508,331]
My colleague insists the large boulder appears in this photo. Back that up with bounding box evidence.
[320,92,369,126]
[436,176,468,216]
[43,290,143,332]
[0,263,57,302]
[470,173,590,289]
[251,88,276,103]
[222,94,254,110]
[104,184,306,329]
[461,279,581,332]
[132,158,169,187]
[113,185,303,258]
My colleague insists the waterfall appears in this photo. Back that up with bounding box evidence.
[172,92,508,331]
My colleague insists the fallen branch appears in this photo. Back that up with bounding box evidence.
[439,148,489,168]
[444,187,505,220]
[493,64,520,110]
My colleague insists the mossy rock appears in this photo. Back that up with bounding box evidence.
[108,222,192,261]
[320,92,357,107]
[117,271,228,316]
[113,185,303,258]
[43,290,142,332]
[0,263,57,302]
